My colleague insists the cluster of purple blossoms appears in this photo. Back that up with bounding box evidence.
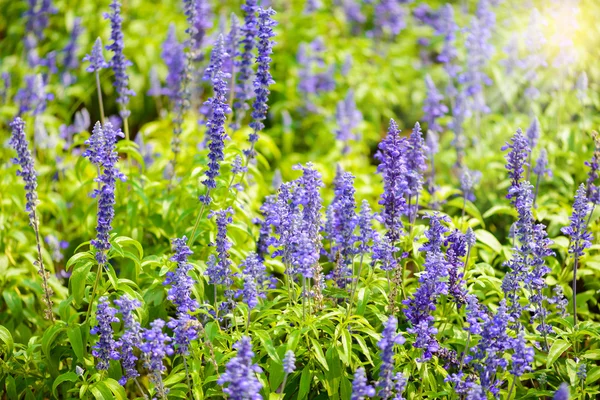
[218,336,263,400]
[351,367,376,400]
[84,122,126,267]
[502,128,530,193]
[371,232,398,272]
[161,24,186,102]
[164,236,199,354]
[423,75,448,134]
[9,118,39,223]
[533,148,551,188]
[61,18,83,85]
[113,296,142,384]
[203,34,227,82]
[446,230,468,307]
[104,0,135,119]
[374,0,408,38]
[376,119,408,242]
[91,297,120,370]
[402,213,450,361]
[562,184,592,260]
[140,319,173,398]
[585,132,600,204]
[335,89,363,153]
[237,252,271,309]
[206,208,235,288]
[223,14,241,79]
[248,7,277,154]
[16,74,52,116]
[437,4,459,78]
[283,350,296,374]
[357,200,376,255]
[201,44,232,200]
[192,0,213,53]
[262,163,323,280]
[235,0,259,110]
[405,122,428,220]
[44,235,69,263]
[460,168,482,204]
[377,316,405,399]
[59,108,91,150]
[325,167,358,284]
[84,38,109,73]
[297,38,335,109]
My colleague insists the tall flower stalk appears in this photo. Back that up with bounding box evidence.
[562,184,592,326]
[83,38,109,124]
[9,117,54,322]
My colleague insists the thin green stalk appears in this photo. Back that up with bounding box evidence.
[31,210,54,323]
[213,285,219,322]
[134,378,148,399]
[573,257,579,327]
[346,253,365,320]
[533,172,542,208]
[280,373,289,399]
[95,72,105,125]
[302,277,307,322]
[507,378,516,399]
[183,357,193,400]
[188,196,209,248]
[85,261,103,323]
[461,196,467,219]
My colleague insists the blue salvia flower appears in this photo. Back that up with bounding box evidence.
[392,373,407,400]
[304,0,321,13]
[577,362,587,381]
[9,117,38,222]
[161,24,186,102]
[182,0,199,51]
[553,383,570,400]
[1,72,10,103]
[206,208,234,287]
[460,168,482,203]
[83,122,104,166]
[467,301,514,398]
[585,132,600,204]
[192,0,213,52]
[446,230,468,307]
[342,0,366,28]
[402,213,450,361]
[291,226,319,279]
[510,333,534,377]
[140,319,173,398]
[114,296,142,384]
[164,236,199,354]
[44,235,68,263]
[372,233,398,272]
[376,119,408,242]
[248,7,277,153]
[91,297,120,370]
[405,122,427,207]
[325,167,358,274]
[533,149,551,180]
[437,4,459,78]
[16,74,51,116]
[297,38,335,105]
[201,62,231,200]
[335,89,363,153]
[24,0,57,41]
[374,0,407,38]
[526,118,540,151]
[218,336,263,400]
[224,13,241,81]
[61,18,83,85]
[203,34,227,81]
[351,367,376,400]
[238,252,268,310]
[283,350,296,374]
[84,38,109,73]
[147,66,162,97]
[293,163,324,242]
[235,0,259,110]
[87,122,126,267]
[562,184,592,259]
[423,75,448,133]
[377,316,405,400]
[357,200,376,255]
[425,130,439,200]
[104,0,135,119]
[502,128,530,194]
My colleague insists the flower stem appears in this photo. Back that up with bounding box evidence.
[346,253,365,320]
[95,72,105,125]
[31,210,54,323]
[573,257,579,326]
[188,196,210,248]
[85,261,104,323]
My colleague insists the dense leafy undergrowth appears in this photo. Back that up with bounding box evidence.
[2,0,600,399]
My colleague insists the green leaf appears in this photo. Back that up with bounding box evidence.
[474,229,503,254]
[547,339,571,368]
[310,337,329,371]
[102,378,128,400]
[52,372,79,398]
[298,365,312,400]
[67,325,85,361]
[70,263,92,307]
[0,325,14,356]
[42,322,66,377]
[5,375,17,400]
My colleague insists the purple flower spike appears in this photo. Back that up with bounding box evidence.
[9,117,38,221]
[235,0,259,110]
[283,350,296,374]
[352,367,375,400]
[91,297,120,370]
[562,184,592,259]
[114,296,142,384]
[104,0,135,119]
[84,38,109,73]
[376,119,408,242]
[218,336,263,400]
[377,316,405,400]
[423,75,448,133]
[161,24,186,102]
[140,319,173,398]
